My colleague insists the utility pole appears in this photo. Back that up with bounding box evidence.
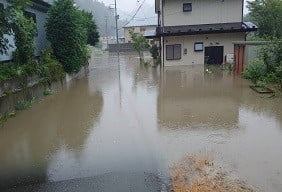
[105,17,109,50]
[114,0,119,54]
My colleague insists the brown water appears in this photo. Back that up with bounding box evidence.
[0,51,282,191]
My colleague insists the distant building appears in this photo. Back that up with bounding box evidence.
[123,18,158,44]
[0,0,50,62]
[155,0,257,66]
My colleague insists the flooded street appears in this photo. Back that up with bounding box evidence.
[0,50,282,191]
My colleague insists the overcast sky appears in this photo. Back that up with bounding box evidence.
[101,0,253,15]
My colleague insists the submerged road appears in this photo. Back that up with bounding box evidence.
[0,51,282,191]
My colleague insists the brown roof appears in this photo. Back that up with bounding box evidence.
[156,22,258,37]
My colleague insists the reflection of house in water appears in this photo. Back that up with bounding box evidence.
[0,79,103,189]
[158,66,243,128]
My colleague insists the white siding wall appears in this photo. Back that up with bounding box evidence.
[163,0,243,26]
[163,33,245,66]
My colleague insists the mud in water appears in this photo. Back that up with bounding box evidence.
[0,51,281,191]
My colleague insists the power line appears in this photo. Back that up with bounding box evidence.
[118,0,146,30]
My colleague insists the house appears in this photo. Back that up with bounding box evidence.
[155,0,257,66]
[0,0,50,62]
[123,18,158,44]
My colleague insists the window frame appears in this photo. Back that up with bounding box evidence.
[166,44,182,61]
[194,42,204,52]
[183,3,192,12]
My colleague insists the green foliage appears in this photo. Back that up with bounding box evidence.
[38,49,65,85]
[0,3,10,55]
[150,45,159,60]
[0,62,22,81]
[129,30,150,64]
[247,0,282,38]
[46,0,89,73]
[6,0,37,65]
[80,11,99,46]
[43,87,54,96]
[0,112,16,125]
[15,97,36,111]
[243,58,267,84]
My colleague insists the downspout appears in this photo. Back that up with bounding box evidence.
[162,0,165,67]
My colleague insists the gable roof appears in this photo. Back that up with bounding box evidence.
[156,22,258,37]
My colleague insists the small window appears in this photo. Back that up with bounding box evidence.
[194,42,203,52]
[183,3,192,12]
[166,44,182,60]
[140,27,146,32]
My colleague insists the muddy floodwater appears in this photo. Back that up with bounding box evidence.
[0,51,282,191]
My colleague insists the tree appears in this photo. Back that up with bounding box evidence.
[46,0,88,73]
[80,10,99,46]
[247,0,282,38]
[129,30,150,64]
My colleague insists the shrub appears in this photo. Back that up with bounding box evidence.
[15,97,36,111]
[43,87,53,96]
[38,49,65,85]
[0,62,22,81]
[243,58,267,84]
[46,0,88,73]
[150,45,159,60]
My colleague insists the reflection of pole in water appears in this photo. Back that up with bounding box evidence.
[117,53,122,108]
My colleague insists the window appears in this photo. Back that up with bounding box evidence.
[183,3,192,12]
[194,42,203,52]
[166,44,182,60]
[140,27,146,32]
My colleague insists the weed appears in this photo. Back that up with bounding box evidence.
[0,112,16,125]
[170,154,255,192]
[43,87,54,96]
[15,97,36,111]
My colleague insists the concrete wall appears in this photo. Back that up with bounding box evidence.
[124,26,157,43]
[163,0,243,26]
[162,33,245,66]
[0,0,49,62]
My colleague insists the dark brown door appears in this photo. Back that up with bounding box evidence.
[204,46,224,65]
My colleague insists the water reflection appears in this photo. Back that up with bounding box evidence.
[157,65,282,191]
[0,79,103,189]
[158,66,243,128]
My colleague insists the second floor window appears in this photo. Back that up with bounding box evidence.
[183,3,192,12]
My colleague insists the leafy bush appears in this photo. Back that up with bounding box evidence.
[0,62,22,81]
[5,0,37,65]
[129,30,150,64]
[38,49,65,85]
[46,0,89,73]
[43,87,54,96]
[150,45,159,60]
[243,58,267,84]
[15,97,36,111]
